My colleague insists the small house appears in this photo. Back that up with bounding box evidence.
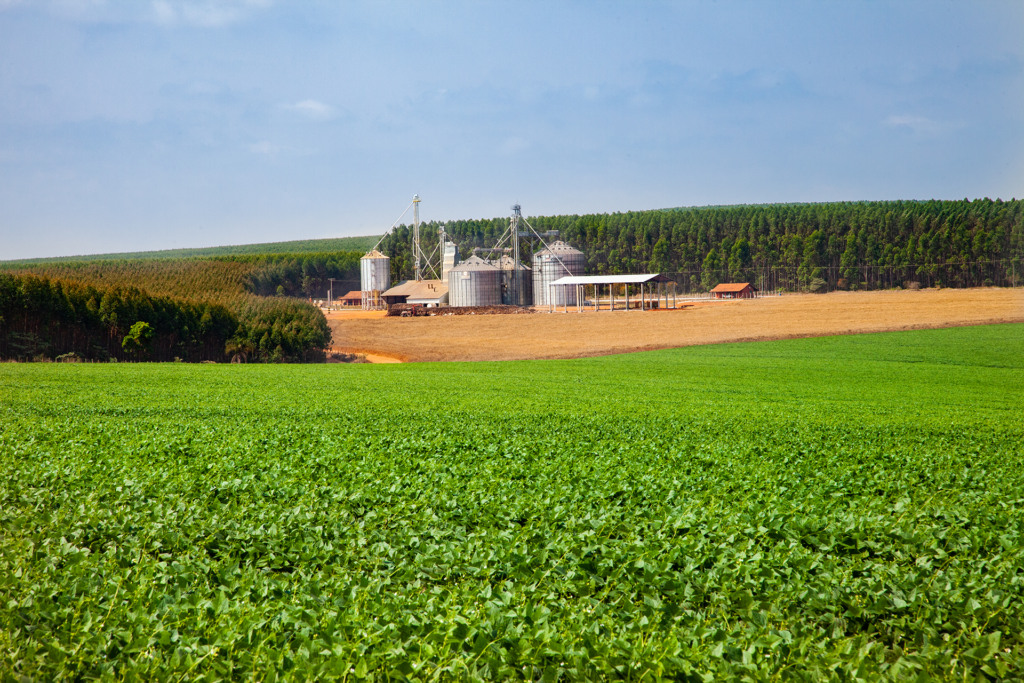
[710,282,758,299]
[338,291,363,307]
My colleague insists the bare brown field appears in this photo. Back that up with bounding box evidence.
[326,288,1024,363]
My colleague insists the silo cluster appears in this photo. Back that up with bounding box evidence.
[442,240,584,308]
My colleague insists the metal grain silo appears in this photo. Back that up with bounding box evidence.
[360,249,391,309]
[496,255,533,306]
[532,240,584,307]
[447,256,501,307]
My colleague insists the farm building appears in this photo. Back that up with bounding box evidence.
[381,280,449,307]
[338,291,363,307]
[548,273,678,312]
[710,282,758,299]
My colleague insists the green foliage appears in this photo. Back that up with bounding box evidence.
[1,324,1022,679]
[121,321,155,359]
[381,199,1024,290]
[0,252,348,362]
[0,236,379,265]
[0,274,237,362]
[240,251,361,299]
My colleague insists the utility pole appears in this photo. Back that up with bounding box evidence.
[413,194,422,281]
[328,278,341,307]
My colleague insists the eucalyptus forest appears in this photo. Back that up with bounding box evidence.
[383,198,1022,292]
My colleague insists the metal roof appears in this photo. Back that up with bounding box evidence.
[549,273,675,286]
[495,255,531,271]
[710,282,756,292]
[361,249,388,259]
[535,240,583,257]
[382,279,449,298]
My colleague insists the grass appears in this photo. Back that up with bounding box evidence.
[1,324,1022,680]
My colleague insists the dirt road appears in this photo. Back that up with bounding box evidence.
[326,288,1024,363]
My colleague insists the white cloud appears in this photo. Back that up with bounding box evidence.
[248,140,282,155]
[884,114,952,137]
[284,99,336,121]
[151,0,271,28]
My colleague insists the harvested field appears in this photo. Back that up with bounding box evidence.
[326,287,1024,363]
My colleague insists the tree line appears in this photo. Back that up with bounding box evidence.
[240,252,362,299]
[1,252,364,303]
[380,199,1023,291]
[0,270,332,363]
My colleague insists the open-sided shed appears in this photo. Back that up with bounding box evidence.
[547,273,677,312]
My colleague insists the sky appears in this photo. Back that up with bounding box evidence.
[1,0,1022,260]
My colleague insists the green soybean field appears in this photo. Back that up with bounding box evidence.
[2,324,1023,681]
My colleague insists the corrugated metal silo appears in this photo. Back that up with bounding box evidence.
[447,256,502,307]
[532,240,584,307]
[496,255,533,306]
[360,249,391,309]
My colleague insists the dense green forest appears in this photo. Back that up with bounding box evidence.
[0,252,359,362]
[0,274,331,363]
[0,253,363,302]
[1,235,377,265]
[381,199,1023,292]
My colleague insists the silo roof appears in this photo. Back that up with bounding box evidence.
[361,249,388,259]
[449,255,498,271]
[535,240,582,256]
[496,255,531,271]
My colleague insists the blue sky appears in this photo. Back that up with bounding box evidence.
[1,0,1022,260]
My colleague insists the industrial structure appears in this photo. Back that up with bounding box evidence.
[497,255,532,306]
[359,249,390,310]
[448,256,502,307]
[359,197,681,313]
[532,240,585,307]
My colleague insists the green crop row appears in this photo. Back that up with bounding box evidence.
[1,325,1023,681]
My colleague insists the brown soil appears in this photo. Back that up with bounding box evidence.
[325,288,1024,363]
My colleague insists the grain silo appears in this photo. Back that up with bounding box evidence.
[360,249,391,309]
[533,240,584,307]
[496,255,532,306]
[448,256,502,307]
